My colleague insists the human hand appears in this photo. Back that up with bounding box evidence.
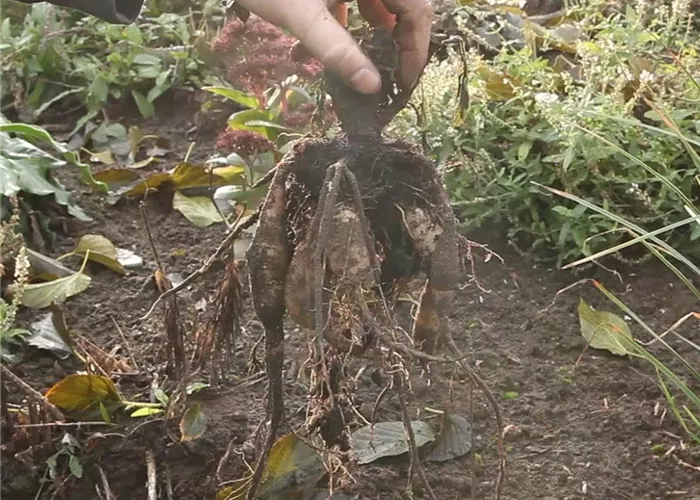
[235,0,433,94]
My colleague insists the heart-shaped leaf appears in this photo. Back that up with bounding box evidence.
[173,192,223,228]
[350,420,436,465]
[180,403,207,441]
[46,374,122,415]
[71,234,125,274]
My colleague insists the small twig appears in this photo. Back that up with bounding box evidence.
[140,209,260,321]
[140,200,165,276]
[394,372,437,500]
[445,332,505,500]
[16,421,115,429]
[146,449,157,500]
[110,316,141,371]
[216,438,238,483]
[1,365,63,421]
[97,466,117,500]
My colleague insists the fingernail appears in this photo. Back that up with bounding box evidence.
[350,68,381,94]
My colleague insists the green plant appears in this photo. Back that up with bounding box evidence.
[0,117,105,244]
[541,98,700,443]
[391,1,700,267]
[46,433,84,481]
[0,2,218,120]
[0,204,30,363]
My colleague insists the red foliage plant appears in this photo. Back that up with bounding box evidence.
[211,15,331,153]
[211,16,323,104]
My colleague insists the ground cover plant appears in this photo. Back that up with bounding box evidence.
[1,1,699,500]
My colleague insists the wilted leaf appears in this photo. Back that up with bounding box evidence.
[257,432,326,498]
[72,234,125,274]
[215,433,325,500]
[173,192,223,228]
[26,248,74,280]
[21,266,91,309]
[426,412,472,462]
[27,313,73,359]
[93,168,140,192]
[180,403,207,441]
[169,162,243,191]
[120,171,171,197]
[578,298,634,356]
[46,374,122,415]
[477,67,517,101]
[350,421,436,465]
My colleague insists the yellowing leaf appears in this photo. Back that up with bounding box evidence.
[72,234,125,274]
[257,433,325,498]
[122,171,171,197]
[212,165,246,182]
[216,433,325,500]
[21,268,91,309]
[46,374,122,414]
[578,298,634,356]
[173,192,223,228]
[180,403,207,441]
[131,407,164,417]
[169,162,236,191]
[93,168,140,192]
[478,67,517,101]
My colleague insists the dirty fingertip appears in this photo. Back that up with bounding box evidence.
[350,68,382,94]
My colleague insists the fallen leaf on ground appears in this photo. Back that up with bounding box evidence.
[70,234,125,274]
[21,265,91,309]
[578,298,634,356]
[27,313,73,359]
[350,420,436,465]
[46,374,122,415]
[173,192,223,228]
[215,432,325,500]
[180,404,207,441]
[26,248,74,280]
[426,411,472,462]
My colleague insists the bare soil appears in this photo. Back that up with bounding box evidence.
[2,94,699,500]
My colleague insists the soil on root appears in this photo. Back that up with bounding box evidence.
[2,103,700,500]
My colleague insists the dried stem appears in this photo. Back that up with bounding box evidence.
[1,365,64,421]
[394,372,437,500]
[146,449,157,500]
[140,208,260,321]
[110,315,141,371]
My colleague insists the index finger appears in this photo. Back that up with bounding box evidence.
[238,0,382,94]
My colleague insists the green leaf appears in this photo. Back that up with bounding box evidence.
[21,255,91,309]
[203,86,259,109]
[68,455,83,478]
[130,407,164,417]
[132,91,155,118]
[0,121,106,193]
[350,421,436,465]
[426,412,472,462]
[577,298,634,356]
[173,192,223,228]
[186,382,210,395]
[180,404,207,441]
[98,401,112,424]
[133,53,161,65]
